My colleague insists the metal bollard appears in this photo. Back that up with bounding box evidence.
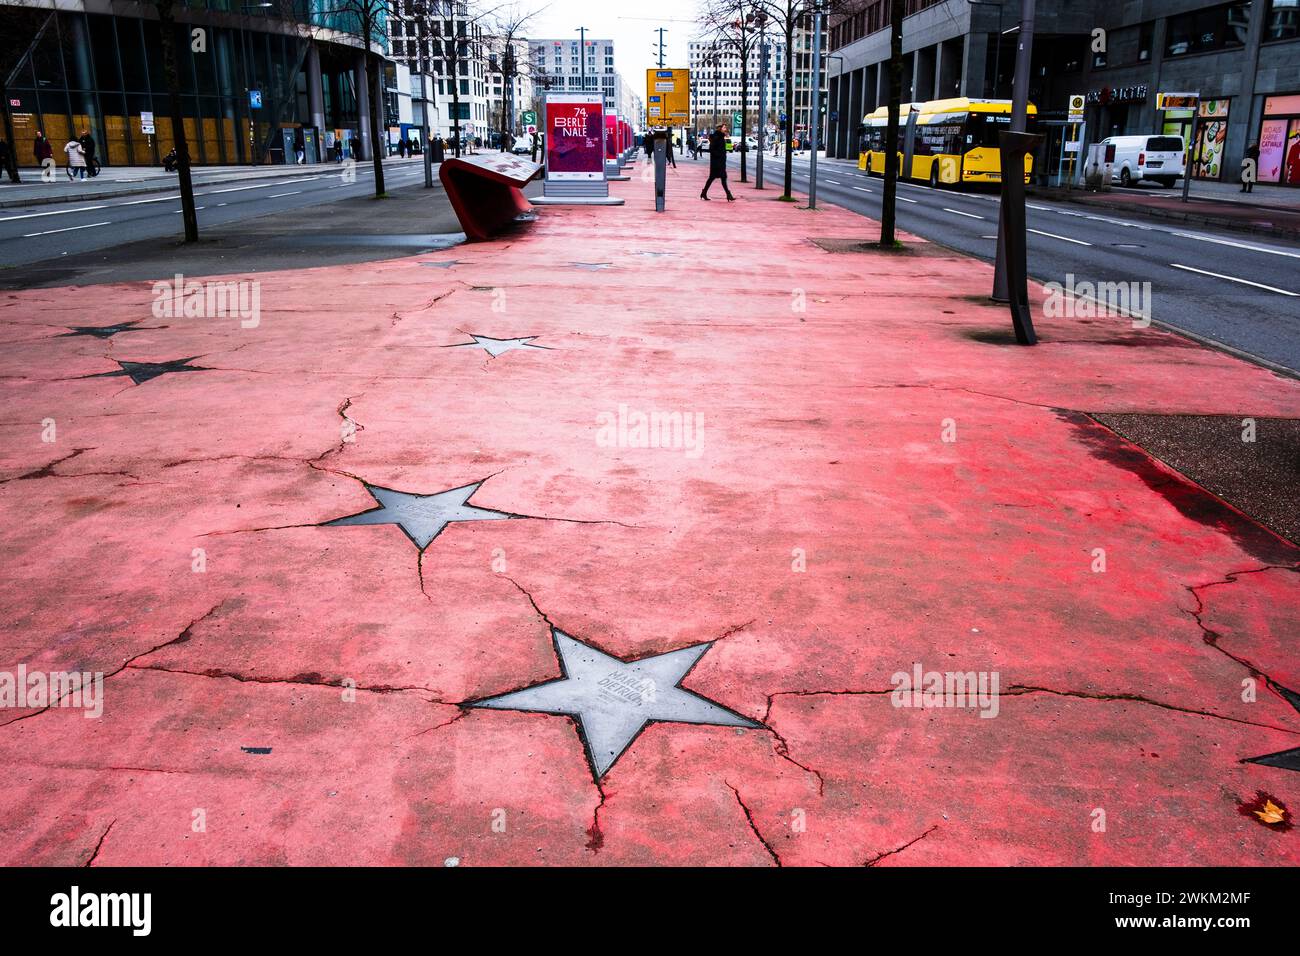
[653,133,667,212]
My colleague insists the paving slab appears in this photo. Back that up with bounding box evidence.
[0,161,1297,865]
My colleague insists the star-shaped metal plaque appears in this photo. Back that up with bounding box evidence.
[85,357,207,385]
[470,628,760,779]
[445,334,549,358]
[59,320,152,339]
[1244,683,1300,773]
[322,479,516,549]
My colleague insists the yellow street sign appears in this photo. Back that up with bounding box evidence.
[646,68,690,128]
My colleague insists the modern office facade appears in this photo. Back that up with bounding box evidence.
[824,0,1300,185]
[527,37,641,123]
[1,0,396,167]
[386,0,491,141]
[687,37,786,132]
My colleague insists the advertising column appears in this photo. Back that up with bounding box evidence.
[536,93,622,204]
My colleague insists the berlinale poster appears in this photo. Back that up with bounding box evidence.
[545,94,605,181]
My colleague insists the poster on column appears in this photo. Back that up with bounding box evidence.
[545,94,606,181]
[605,114,619,159]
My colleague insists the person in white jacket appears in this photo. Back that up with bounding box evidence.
[63,139,86,180]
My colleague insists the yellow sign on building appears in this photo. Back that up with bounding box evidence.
[646,68,690,128]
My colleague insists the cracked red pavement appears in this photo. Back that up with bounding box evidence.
[1,163,1298,866]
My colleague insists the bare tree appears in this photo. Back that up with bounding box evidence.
[878,0,903,247]
[700,0,765,183]
[485,3,545,149]
[333,0,392,195]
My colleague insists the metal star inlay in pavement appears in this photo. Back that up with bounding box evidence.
[469,628,760,780]
[60,321,153,339]
[1244,682,1300,773]
[322,479,516,549]
[85,357,207,385]
[445,334,550,358]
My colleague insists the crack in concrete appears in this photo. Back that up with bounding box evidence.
[864,824,938,867]
[585,786,607,853]
[83,819,115,867]
[404,708,469,741]
[0,601,230,729]
[726,781,781,866]
[124,663,441,697]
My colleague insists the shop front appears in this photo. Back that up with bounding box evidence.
[1256,94,1300,186]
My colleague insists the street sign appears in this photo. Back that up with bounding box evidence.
[249,89,262,109]
[645,68,689,127]
[140,111,155,135]
[1068,94,1085,121]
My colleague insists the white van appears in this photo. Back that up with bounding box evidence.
[1100,134,1186,188]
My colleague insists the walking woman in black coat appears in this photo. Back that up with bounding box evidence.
[701,124,734,201]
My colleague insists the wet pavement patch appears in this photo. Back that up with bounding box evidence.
[569,262,612,270]
[468,627,760,780]
[322,479,516,550]
[444,334,549,358]
[1088,412,1300,546]
[84,357,207,385]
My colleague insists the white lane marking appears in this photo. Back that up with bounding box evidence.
[173,206,206,212]
[21,220,111,237]
[268,191,301,198]
[943,207,984,219]
[1026,203,1051,210]
[0,204,108,223]
[205,182,280,195]
[115,194,181,206]
[1027,228,1091,246]
[1169,263,1298,296]
[1170,231,1300,260]
[851,185,872,192]
[897,196,918,203]
[824,178,842,185]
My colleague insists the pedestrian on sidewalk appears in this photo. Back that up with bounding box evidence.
[1241,142,1259,193]
[431,136,445,164]
[34,131,53,169]
[78,130,99,177]
[63,137,86,180]
[701,124,734,201]
[666,134,678,169]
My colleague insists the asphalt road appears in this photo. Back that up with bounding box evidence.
[727,152,1300,375]
[0,160,438,268]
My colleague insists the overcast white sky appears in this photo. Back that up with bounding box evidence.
[522,0,709,105]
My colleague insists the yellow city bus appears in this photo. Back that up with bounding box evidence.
[857,98,1036,187]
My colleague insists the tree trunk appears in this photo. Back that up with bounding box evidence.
[157,0,198,242]
[879,0,904,247]
[367,49,385,196]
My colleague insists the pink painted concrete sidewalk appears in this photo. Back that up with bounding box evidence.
[0,162,1297,866]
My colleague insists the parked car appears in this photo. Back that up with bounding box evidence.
[1100,134,1186,188]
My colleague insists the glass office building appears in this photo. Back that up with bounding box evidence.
[1,1,390,166]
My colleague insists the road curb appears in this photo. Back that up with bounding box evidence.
[1026,187,1300,241]
[0,160,427,209]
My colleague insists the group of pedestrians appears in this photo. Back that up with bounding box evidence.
[21,129,100,181]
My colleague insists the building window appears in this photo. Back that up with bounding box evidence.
[1165,1,1253,57]
[1267,0,1300,40]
